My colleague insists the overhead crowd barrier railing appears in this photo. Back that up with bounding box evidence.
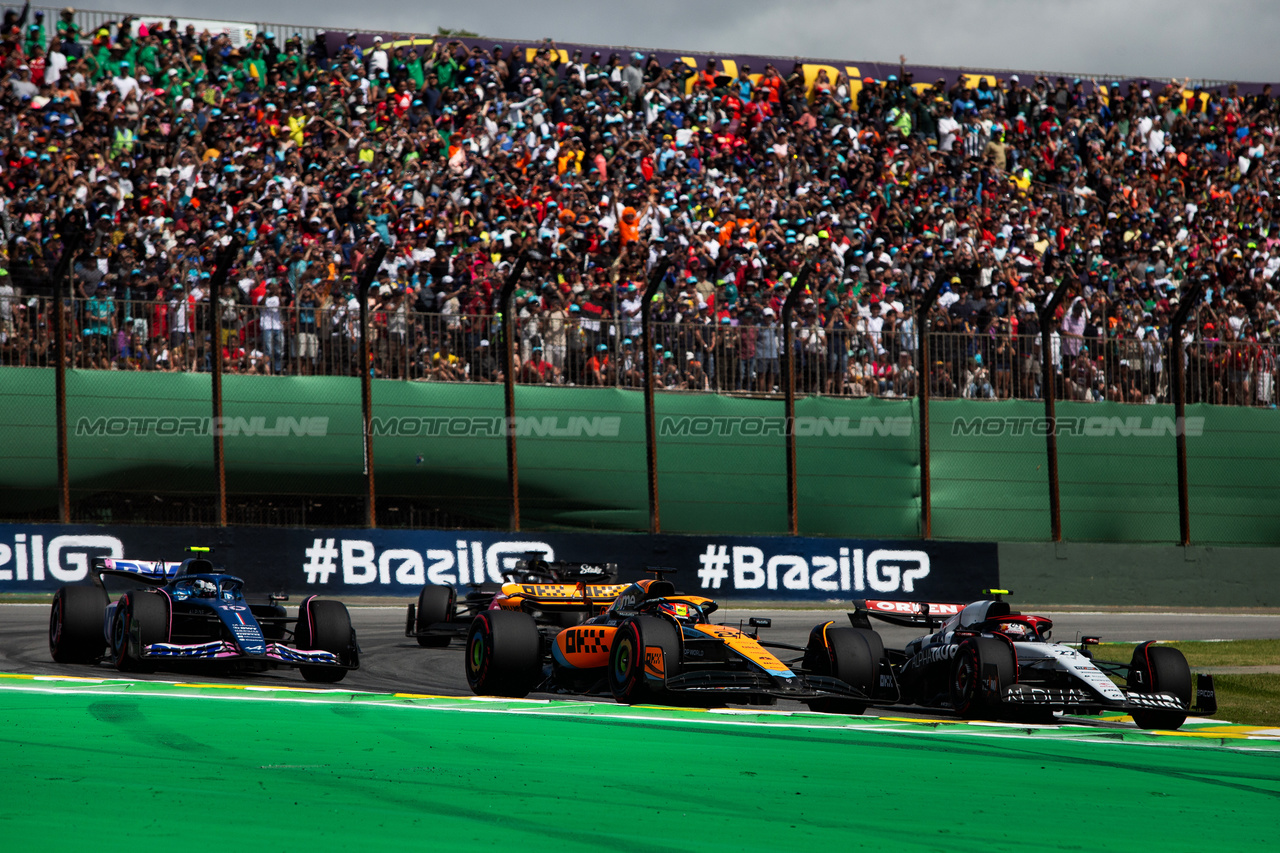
[7,298,1277,410]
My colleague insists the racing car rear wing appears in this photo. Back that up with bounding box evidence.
[510,558,618,583]
[510,582,630,611]
[91,557,183,586]
[850,599,966,630]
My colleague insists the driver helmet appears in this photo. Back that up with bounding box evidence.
[996,620,1033,640]
[193,579,217,598]
[656,600,698,624]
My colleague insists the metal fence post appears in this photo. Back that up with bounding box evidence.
[1038,278,1074,542]
[641,260,672,533]
[915,275,946,539]
[1169,280,1205,546]
[52,213,86,523]
[780,263,816,536]
[208,236,241,527]
[357,242,388,528]
[498,251,532,531]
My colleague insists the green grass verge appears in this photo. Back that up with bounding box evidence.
[1096,640,1280,727]
[1206,674,1280,728]
[1096,639,1280,667]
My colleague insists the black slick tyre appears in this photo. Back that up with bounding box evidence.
[296,598,353,683]
[111,591,169,673]
[50,585,109,664]
[608,615,681,705]
[1129,644,1191,730]
[803,622,878,714]
[465,610,541,697]
[415,585,456,648]
[951,636,1016,719]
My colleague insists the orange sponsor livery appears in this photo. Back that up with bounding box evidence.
[464,568,885,713]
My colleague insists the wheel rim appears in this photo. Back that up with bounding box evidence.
[113,602,128,659]
[469,633,485,674]
[613,630,635,687]
[954,648,977,708]
[49,596,63,649]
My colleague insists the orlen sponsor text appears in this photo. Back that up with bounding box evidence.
[0,533,124,583]
[301,538,555,586]
[695,545,929,594]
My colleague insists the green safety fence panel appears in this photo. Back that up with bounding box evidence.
[929,399,1051,543]
[1186,402,1280,546]
[0,368,57,516]
[795,395,918,539]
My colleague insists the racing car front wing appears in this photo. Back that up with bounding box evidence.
[142,640,349,667]
[998,675,1217,717]
[661,670,874,702]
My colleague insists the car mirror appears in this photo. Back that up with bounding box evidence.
[748,617,771,628]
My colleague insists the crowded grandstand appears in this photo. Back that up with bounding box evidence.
[1,7,1277,405]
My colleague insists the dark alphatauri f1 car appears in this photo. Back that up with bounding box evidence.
[845,592,1217,729]
[464,571,893,711]
[406,557,621,647]
[49,550,359,683]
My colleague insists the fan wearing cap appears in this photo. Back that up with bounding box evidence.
[518,344,558,384]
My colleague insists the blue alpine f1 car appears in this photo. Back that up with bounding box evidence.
[48,550,359,683]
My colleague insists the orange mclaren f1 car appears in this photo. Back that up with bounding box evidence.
[464,571,890,711]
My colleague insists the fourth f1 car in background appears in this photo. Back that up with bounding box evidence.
[407,557,622,646]
[848,592,1216,729]
[48,549,360,683]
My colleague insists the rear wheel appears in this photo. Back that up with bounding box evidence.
[111,591,169,673]
[465,610,542,697]
[50,585,109,664]
[296,599,353,683]
[608,616,681,705]
[1129,644,1191,730]
[415,585,456,648]
[803,623,880,714]
[951,637,1016,719]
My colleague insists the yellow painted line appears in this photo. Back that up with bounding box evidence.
[879,716,945,724]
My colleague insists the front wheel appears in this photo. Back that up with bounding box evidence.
[1129,644,1191,730]
[111,591,169,673]
[608,616,681,705]
[465,610,542,698]
[296,598,354,683]
[951,637,1015,719]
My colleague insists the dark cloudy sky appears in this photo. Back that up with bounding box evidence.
[132,0,1278,82]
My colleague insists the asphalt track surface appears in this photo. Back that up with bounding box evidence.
[6,601,1280,703]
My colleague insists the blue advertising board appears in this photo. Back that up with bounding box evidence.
[0,524,996,602]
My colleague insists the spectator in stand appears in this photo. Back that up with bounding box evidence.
[0,17,1276,405]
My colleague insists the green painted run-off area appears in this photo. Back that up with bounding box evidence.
[1,678,1277,851]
